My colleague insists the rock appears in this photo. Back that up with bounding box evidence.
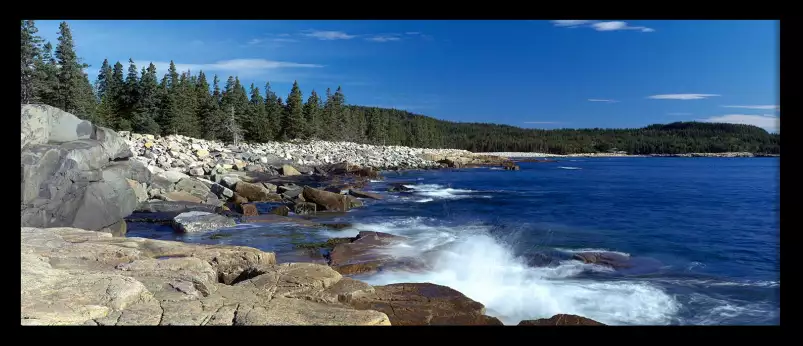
[97,219,127,237]
[158,170,188,184]
[210,183,234,199]
[231,193,248,205]
[127,179,149,203]
[388,183,414,192]
[162,191,204,203]
[135,201,217,214]
[349,189,383,200]
[294,202,317,215]
[188,167,205,176]
[282,164,301,176]
[571,252,632,269]
[172,211,236,233]
[220,176,240,189]
[261,182,278,193]
[348,283,503,325]
[518,314,605,326]
[328,231,410,275]
[235,181,282,202]
[346,195,364,208]
[302,186,350,212]
[195,149,209,158]
[174,178,213,202]
[270,205,290,216]
[241,204,258,217]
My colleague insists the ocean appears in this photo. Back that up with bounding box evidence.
[128,157,780,325]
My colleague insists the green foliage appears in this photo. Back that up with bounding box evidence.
[21,22,780,155]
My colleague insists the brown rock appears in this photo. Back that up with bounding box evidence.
[349,189,382,200]
[518,314,605,326]
[302,186,350,212]
[230,192,248,205]
[281,164,301,176]
[571,252,632,269]
[162,191,203,203]
[235,181,283,202]
[270,205,290,216]
[329,231,408,275]
[294,202,316,215]
[348,283,503,325]
[353,167,380,179]
[346,195,364,208]
[241,203,258,216]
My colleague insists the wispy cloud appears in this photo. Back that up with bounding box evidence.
[667,112,693,116]
[134,58,323,79]
[647,94,720,100]
[698,114,779,133]
[365,35,402,42]
[722,105,780,111]
[302,30,356,40]
[551,20,654,33]
[524,121,564,124]
[588,98,618,103]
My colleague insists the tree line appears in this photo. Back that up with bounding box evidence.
[21,20,780,155]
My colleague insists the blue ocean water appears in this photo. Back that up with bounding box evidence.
[128,157,780,325]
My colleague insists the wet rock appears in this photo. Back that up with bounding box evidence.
[172,211,236,233]
[302,186,350,212]
[135,201,217,214]
[348,283,503,325]
[241,204,258,217]
[235,181,282,202]
[328,231,408,275]
[270,205,291,216]
[294,202,317,215]
[518,314,605,326]
[349,189,382,200]
[571,252,632,269]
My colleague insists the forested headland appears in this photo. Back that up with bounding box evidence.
[21,21,780,155]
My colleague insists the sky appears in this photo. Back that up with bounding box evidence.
[34,20,780,133]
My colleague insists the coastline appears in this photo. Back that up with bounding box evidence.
[481,152,780,158]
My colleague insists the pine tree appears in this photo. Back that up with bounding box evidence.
[245,83,267,142]
[21,20,43,104]
[321,88,334,140]
[159,61,182,135]
[303,89,322,139]
[32,41,59,106]
[96,59,112,100]
[131,62,161,134]
[264,82,282,140]
[282,80,305,140]
[54,22,96,121]
[121,58,140,121]
[332,86,348,140]
[201,74,226,140]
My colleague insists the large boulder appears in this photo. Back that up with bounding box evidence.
[302,186,351,212]
[518,314,605,326]
[172,211,236,233]
[20,105,138,231]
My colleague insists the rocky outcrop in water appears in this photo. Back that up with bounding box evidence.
[21,227,503,326]
[20,105,142,232]
[518,314,605,325]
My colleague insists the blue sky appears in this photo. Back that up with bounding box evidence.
[34,20,779,132]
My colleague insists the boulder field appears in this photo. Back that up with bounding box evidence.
[20,104,598,326]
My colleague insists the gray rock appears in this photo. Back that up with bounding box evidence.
[174,178,212,201]
[135,201,217,213]
[220,176,240,189]
[188,167,205,176]
[158,170,188,184]
[172,211,236,233]
[211,183,234,199]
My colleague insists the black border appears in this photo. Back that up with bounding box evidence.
[13,12,789,343]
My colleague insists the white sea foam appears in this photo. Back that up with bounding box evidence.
[558,166,582,170]
[403,184,482,200]
[350,217,680,325]
[554,247,632,257]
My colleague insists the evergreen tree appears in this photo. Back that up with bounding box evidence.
[131,62,161,134]
[303,89,322,139]
[121,58,140,120]
[264,82,282,140]
[246,83,272,142]
[282,80,305,140]
[32,42,59,106]
[54,21,96,120]
[21,20,42,104]
[201,74,226,140]
[321,88,334,140]
[331,86,348,140]
[95,59,112,100]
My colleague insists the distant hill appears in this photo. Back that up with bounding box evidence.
[346,105,780,154]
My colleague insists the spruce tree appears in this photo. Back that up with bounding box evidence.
[33,41,59,106]
[122,58,140,120]
[131,62,161,134]
[54,21,95,119]
[264,82,282,140]
[247,83,272,142]
[201,74,226,140]
[96,59,112,100]
[282,80,305,139]
[331,86,348,140]
[303,89,322,139]
[321,88,334,140]
[21,20,43,104]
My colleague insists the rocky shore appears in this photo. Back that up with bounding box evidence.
[20,104,603,326]
[482,151,779,158]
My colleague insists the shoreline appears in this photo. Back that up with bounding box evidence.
[481,152,780,158]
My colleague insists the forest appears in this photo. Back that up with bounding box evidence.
[21,21,780,155]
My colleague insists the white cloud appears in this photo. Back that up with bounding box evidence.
[698,114,779,133]
[247,38,263,45]
[366,35,401,42]
[648,94,720,100]
[524,121,563,124]
[592,21,654,32]
[551,20,654,32]
[134,58,323,79]
[551,20,594,27]
[302,30,356,40]
[722,105,779,111]
[667,112,693,116]
[588,98,618,103]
